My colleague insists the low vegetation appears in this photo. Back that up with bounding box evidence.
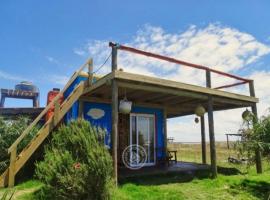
[35,119,114,200]
[1,114,270,199]
[0,117,38,175]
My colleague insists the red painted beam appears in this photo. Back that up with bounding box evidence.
[214,81,248,90]
[109,42,251,83]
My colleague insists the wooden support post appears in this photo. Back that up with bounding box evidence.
[111,44,118,184]
[78,100,84,119]
[164,108,167,151]
[200,115,206,164]
[88,59,93,86]
[8,147,17,187]
[206,69,217,178]
[249,80,262,174]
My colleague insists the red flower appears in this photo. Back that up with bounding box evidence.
[73,162,81,169]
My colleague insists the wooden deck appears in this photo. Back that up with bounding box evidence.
[119,161,210,178]
[81,70,258,118]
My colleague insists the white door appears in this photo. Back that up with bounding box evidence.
[130,114,156,166]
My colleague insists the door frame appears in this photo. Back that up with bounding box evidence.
[129,113,156,167]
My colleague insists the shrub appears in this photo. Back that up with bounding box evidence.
[35,119,114,200]
[237,111,270,165]
[0,117,38,174]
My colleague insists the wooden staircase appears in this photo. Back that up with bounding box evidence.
[0,58,95,187]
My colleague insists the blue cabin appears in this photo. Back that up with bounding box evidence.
[64,72,166,168]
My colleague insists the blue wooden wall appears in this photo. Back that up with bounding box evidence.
[64,75,165,160]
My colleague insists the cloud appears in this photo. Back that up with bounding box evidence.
[73,49,86,56]
[45,56,61,65]
[0,70,29,81]
[75,23,270,142]
[48,75,69,86]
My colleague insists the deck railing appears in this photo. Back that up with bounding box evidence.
[109,42,255,97]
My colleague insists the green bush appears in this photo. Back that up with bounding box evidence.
[0,117,38,174]
[237,111,270,165]
[35,119,114,200]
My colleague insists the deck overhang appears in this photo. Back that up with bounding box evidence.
[81,70,258,118]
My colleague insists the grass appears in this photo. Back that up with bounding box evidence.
[1,142,270,200]
[114,172,270,200]
[0,180,43,200]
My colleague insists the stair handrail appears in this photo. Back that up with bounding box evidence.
[8,58,93,154]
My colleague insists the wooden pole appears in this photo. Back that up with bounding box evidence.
[226,134,230,149]
[164,108,168,151]
[206,69,217,178]
[78,100,84,119]
[8,147,17,187]
[249,80,262,174]
[111,45,119,184]
[88,59,93,86]
[200,115,206,164]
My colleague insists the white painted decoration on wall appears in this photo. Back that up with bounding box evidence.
[87,108,105,119]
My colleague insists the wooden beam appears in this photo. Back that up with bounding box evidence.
[206,69,217,178]
[249,80,262,174]
[200,115,206,164]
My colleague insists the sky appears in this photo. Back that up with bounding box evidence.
[1,0,270,142]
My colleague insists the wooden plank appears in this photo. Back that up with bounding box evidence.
[113,71,258,103]
[15,119,53,174]
[0,168,9,188]
[8,147,16,187]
